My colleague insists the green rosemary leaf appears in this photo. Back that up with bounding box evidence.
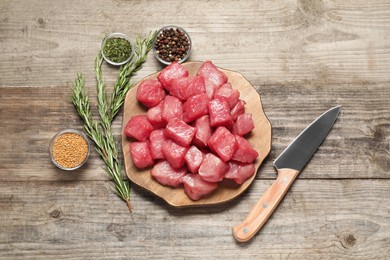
[71,31,156,211]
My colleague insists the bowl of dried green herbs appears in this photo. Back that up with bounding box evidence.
[101,32,134,66]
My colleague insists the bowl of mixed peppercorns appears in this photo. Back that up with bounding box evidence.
[153,25,192,65]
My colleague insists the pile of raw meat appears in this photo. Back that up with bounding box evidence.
[124,61,258,201]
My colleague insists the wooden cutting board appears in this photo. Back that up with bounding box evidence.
[121,61,271,207]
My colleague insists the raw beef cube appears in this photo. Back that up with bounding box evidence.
[157,62,189,91]
[231,99,246,121]
[225,161,256,184]
[181,174,218,201]
[124,115,154,141]
[146,101,166,129]
[213,83,240,109]
[232,113,254,136]
[161,139,188,169]
[129,141,154,169]
[169,77,189,101]
[136,79,166,108]
[169,75,205,101]
[162,95,183,122]
[231,135,259,163]
[220,82,232,89]
[197,60,228,98]
[207,126,238,162]
[186,75,206,98]
[192,115,212,148]
[149,129,166,159]
[150,160,187,187]
[198,153,229,182]
[182,93,209,122]
[208,97,233,127]
[184,145,205,174]
[164,118,196,147]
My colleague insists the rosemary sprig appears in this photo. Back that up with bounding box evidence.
[72,31,156,211]
[108,32,156,122]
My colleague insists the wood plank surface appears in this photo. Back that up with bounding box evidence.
[1,0,390,87]
[0,179,389,259]
[0,0,389,258]
[1,83,388,181]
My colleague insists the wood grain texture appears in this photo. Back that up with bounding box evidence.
[1,0,390,87]
[0,0,389,258]
[1,83,388,181]
[122,61,271,207]
[0,180,389,259]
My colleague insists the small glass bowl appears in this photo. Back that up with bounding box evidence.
[101,32,135,66]
[49,129,90,171]
[153,25,192,66]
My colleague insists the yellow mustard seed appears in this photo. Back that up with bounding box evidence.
[52,133,88,168]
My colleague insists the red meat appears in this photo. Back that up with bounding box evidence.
[213,82,240,109]
[161,138,188,169]
[225,161,256,184]
[170,75,206,101]
[208,97,233,128]
[124,115,154,141]
[125,59,261,201]
[232,113,254,136]
[182,93,210,123]
[192,115,212,148]
[157,62,189,91]
[169,77,188,101]
[129,141,154,169]
[198,153,229,182]
[207,126,238,162]
[197,60,228,98]
[136,79,166,108]
[161,95,183,123]
[231,99,246,121]
[151,160,187,187]
[186,75,206,98]
[181,174,218,201]
[164,118,196,147]
[149,129,166,160]
[184,145,205,174]
[146,101,166,129]
[231,135,259,163]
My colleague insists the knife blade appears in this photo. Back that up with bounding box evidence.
[232,105,341,242]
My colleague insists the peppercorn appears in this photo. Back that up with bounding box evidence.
[154,27,191,63]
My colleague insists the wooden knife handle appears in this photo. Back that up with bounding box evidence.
[232,168,300,242]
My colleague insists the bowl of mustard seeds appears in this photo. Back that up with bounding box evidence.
[49,129,90,171]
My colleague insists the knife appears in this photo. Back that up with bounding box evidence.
[232,105,341,242]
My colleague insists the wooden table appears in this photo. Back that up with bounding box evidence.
[1,0,389,259]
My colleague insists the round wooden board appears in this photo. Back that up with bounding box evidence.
[122,61,271,207]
